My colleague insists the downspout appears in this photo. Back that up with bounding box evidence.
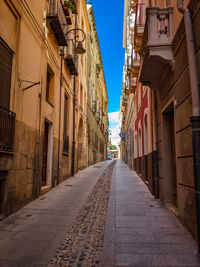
[152,90,159,199]
[57,48,64,185]
[71,73,76,176]
[177,0,200,254]
[71,0,78,176]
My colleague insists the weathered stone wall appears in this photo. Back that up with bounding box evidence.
[0,120,38,216]
[0,119,70,217]
[156,1,200,239]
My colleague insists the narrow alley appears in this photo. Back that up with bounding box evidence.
[1,0,200,266]
[0,160,199,266]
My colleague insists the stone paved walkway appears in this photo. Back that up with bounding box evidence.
[0,159,199,267]
[0,160,111,266]
[100,160,200,267]
[48,161,116,266]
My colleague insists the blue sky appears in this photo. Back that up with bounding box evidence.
[92,0,125,113]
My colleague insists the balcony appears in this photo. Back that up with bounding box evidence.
[130,1,136,13]
[124,86,129,95]
[65,54,78,75]
[134,3,145,52]
[0,106,15,152]
[124,78,130,95]
[127,56,132,74]
[96,112,100,124]
[122,95,128,106]
[64,9,72,25]
[47,0,68,46]
[92,100,96,114]
[132,58,140,77]
[140,7,174,88]
[69,0,77,14]
[130,77,137,93]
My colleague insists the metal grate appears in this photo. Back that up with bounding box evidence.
[0,105,15,152]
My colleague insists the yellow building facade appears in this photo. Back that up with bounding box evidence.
[86,4,108,165]
[0,0,101,218]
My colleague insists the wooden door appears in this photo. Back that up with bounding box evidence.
[42,121,49,186]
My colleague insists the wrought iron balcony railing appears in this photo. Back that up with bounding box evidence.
[47,0,68,46]
[0,106,15,152]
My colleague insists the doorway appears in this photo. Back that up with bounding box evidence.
[162,102,177,206]
[41,120,53,187]
[78,118,84,170]
[144,115,148,181]
[0,172,7,219]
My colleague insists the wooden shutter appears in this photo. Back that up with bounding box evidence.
[0,40,13,109]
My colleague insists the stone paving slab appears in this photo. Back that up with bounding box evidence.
[100,160,200,267]
[0,160,111,266]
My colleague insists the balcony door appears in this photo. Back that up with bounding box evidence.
[0,39,13,109]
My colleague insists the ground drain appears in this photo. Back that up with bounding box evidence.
[48,161,116,267]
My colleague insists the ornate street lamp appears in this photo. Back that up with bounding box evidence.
[66,28,86,54]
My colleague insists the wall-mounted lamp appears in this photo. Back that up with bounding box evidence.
[66,28,86,54]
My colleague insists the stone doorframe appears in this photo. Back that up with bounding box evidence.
[161,97,177,205]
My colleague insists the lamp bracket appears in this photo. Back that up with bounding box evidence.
[19,79,40,91]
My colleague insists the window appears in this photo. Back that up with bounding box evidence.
[46,64,54,105]
[0,39,13,109]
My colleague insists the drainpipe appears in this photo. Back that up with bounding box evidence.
[71,74,76,176]
[71,0,78,176]
[152,90,159,199]
[57,48,64,185]
[177,0,200,254]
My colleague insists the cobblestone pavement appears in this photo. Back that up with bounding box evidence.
[100,160,200,267]
[48,161,116,267]
[0,159,200,267]
[0,160,112,266]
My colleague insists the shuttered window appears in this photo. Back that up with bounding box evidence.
[0,40,13,109]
